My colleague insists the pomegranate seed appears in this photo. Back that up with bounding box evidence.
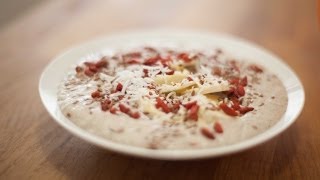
[231,98,241,110]
[219,103,238,116]
[91,90,101,98]
[129,111,140,119]
[178,53,191,62]
[228,77,240,85]
[200,127,215,139]
[116,83,123,91]
[240,76,248,86]
[187,104,199,121]
[96,58,108,68]
[214,122,223,133]
[143,56,160,65]
[88,64,98,72]
[126,59,140,64]
[155,97,171,113]
[84,68,95,76]
[166,70,175,75]
[110,107,117,114]
[187,77,193,81]
[227,87,235,94]
[239,106,254,114]
[119,104,130,114]
[236,85,245,97]
[183,101,197,110]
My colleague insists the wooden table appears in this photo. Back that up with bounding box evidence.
[1,0,319,179]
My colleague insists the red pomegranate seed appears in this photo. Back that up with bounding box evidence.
[126,59,140,64]
[240,76,248,86]
[200,127,215,139]
[229,77,240,85]
[143,56,160,65]
[187,104,199,121]
[178,53,191,62]
[119,104,130,114]
[116,83,123,91]
[239,106,254,114]
[231,98,241,110]
[166,70,175,75]
[91,90,101,98]
[227,87,235,96]
[155,97,171,113]
[129,111,140,119]
[96,58,108,68]
[187,77,193,81]
[110,107,117,114]
[88,64,98,72]
[219,103,238,116]
[84,68,95,76]
[236,85,245,97]
[183,101,197,110]
[75,66,83,73]
[214,122,223,133]
[249,64,263,73]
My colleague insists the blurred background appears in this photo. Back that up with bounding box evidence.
[0,0,318,85]
[0,0,43,27]
[0,0,318,52]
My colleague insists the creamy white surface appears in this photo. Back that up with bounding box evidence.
[57,48,288,149]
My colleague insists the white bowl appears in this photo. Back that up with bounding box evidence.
[39,30,305,160]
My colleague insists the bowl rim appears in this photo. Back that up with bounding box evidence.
[39,29,305,160]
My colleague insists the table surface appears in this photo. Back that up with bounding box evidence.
[1,0,319,179]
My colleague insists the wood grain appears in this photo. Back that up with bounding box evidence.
[1,0,319,179]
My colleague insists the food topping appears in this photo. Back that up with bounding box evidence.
[72,46,265,141]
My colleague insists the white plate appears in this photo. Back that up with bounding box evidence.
[39,30,305,160]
